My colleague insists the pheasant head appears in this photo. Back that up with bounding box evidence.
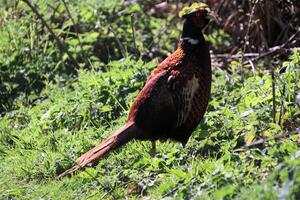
[179,2,213,30]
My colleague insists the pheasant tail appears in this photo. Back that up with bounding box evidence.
[56,121,139,179]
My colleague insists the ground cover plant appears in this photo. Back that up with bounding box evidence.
[0,0,299,199]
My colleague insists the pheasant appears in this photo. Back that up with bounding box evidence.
[57,3,213,179]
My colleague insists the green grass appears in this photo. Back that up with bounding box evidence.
[1,53,300,199]
[0,1,300,199]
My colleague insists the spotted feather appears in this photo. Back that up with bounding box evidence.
[175,74,200,126]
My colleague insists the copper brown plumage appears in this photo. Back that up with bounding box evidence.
[57,4,212,179]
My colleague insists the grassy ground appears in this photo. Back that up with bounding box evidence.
[0,1,300,199]
[1,55,300,199]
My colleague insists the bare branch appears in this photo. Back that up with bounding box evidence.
[245,29,300,64]
[22,0,79,68]
[108,25,127,58]
[241,0,260,79]
[234,129,300,152]
[130,14,140,57]
[61,0,87,64]
[272,70,276,123]
[211,47,299,64]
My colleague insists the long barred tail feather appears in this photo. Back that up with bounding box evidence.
[56,121,139,179]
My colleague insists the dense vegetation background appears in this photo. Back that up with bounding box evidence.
[0,0,299,199]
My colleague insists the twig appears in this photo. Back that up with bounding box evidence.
[22,0,79,68]
[245,29,300,64]
[274,14,296,45]
[215,0,225,15]
[212,47,298,60]
[241,0,260,79]
[175,0,179,14]
[271,70,276,123]
[212,48,299,71]
[108,25,127,58]
[47,2,61,23]
[234,129,300,152]
[61,0,87,63]
[130,13,139,57]
[211,53,259,58]
[248,59,256,77]
[278,84,286,125]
